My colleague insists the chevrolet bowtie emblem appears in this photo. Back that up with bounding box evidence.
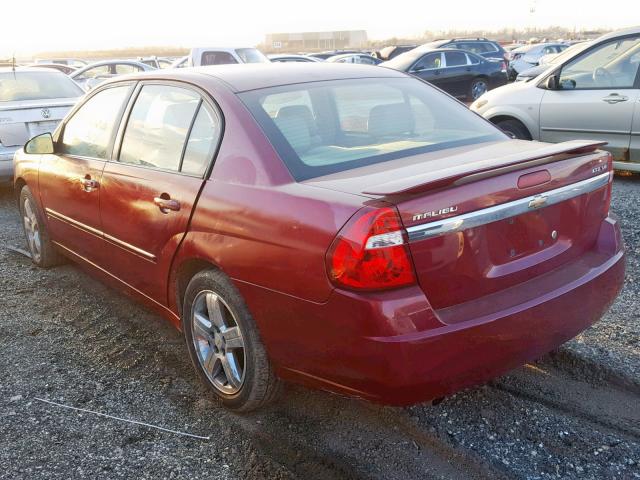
[528,196,548,209]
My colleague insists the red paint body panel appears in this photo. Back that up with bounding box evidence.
[12,65,626,407]
[98,162,204,303]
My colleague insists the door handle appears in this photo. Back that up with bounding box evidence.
[82,175,99,192]
[154,195,181,213]
[602,94,628,104]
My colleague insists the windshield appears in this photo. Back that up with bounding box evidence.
[0,71,83,102]
[381,50,424,70]
[235,48,270,63]
[240,77,504,181]
[550,42,592,64]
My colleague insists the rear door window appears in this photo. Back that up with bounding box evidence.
[115,63,144,74]
[180,103,221,176]
[60,85,131,159]
[119,85,200,171]
[445,51,468,67]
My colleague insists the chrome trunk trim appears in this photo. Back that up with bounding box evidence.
[406,172,609,242]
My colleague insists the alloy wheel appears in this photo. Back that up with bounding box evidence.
[23,197,42,263]
[191,290,246,395]
[472,80,488,100]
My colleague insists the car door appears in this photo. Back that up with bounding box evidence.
[99,82,222,304]
[629,96,640,165]
[539,35,640,161]
[411,53,446,91]
[38,84,133,262]
[441,51,472,98]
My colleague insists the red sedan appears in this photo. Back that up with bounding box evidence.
[13,64,625,411]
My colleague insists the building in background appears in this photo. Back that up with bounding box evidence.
[264,30,367,52]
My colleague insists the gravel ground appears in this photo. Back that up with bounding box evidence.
[0,175,639,480]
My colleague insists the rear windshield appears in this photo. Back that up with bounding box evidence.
[240,77,504,180]
[235,48,270,63]
[0,71,83,102]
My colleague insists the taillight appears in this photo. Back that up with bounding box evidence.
[326,205,416,291]
[500,61,507,72]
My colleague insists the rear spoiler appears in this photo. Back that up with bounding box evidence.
[362,140,607,196]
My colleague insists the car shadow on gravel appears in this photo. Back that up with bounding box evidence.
[1,182,639,480]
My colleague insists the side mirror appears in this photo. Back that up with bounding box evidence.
[24,133,54,155]
[545,74,559,90]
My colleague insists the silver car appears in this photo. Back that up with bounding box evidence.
[0,68,83,183]
[471,26,640,172]
[70,60,155,91]
[508,43,568,79]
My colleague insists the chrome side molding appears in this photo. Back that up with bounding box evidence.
[406,172,609,242]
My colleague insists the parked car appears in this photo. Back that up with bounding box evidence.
[307,50,363,61]
[138,56,173,69]
[14,64,624,411]
[507,43,569,80]
[267,54,321,63]
[35,58,87,68]
[171,56,188,69]
[382,48,508,100]
[326,53,382,65]
[373,45,418,61]
[26,63,78,75]
[419,38,508,62]
[471,26,640,171]
[70,60,155,91]
[515,42,592,82]
[187,47,270,67]
[0,68,83,183]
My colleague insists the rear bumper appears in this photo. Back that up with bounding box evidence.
[248,215,625,406]
[613,160,640,173]
[0,153,15,183]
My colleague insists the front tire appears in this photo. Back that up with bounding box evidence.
[182,269,282,412]
[494,118,532,140]
[19,186,64,268]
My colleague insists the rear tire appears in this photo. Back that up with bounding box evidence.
[182,269,282,412]
[494,118,532,140]
[19,186,64,268]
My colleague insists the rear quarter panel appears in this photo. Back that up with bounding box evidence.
[168,77,365,311]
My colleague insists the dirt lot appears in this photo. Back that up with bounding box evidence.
[1,175,639,480]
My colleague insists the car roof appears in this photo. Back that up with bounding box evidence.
[110,63,406,92]
[597,25,640,42]
[195,63,404,91]
[71,60,151,75]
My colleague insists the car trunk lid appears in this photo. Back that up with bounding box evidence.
[305,139,613,311]
[0,98,76,147]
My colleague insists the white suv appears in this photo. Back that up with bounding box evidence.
[471,26,640,172]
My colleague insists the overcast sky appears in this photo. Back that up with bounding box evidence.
[2,0,638,56]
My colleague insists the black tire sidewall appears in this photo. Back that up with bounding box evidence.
[19,185,58,267]
[496,119,531,140]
